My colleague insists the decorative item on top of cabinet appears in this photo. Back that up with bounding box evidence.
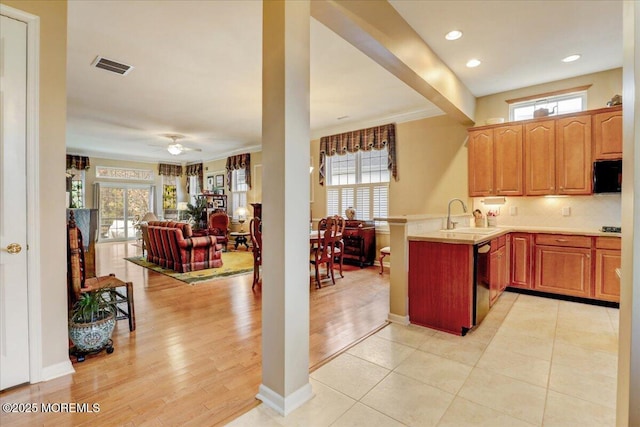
[593,106,623,160]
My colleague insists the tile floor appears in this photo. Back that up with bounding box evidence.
[227,292,619,426]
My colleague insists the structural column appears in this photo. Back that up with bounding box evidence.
[258,0,313,416]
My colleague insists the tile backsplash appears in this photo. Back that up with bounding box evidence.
[472,194,621,230]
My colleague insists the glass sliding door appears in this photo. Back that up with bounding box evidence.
[99,185,151,241]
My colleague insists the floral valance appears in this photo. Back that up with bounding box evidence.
[158,163,183,176]
[66,154,90,170]
[319,123,397,185]
[226,153,251,191]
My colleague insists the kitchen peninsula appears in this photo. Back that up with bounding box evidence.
[406,226,621,336]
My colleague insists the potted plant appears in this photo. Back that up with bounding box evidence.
[186,197,208,229]
[69,290,116,357]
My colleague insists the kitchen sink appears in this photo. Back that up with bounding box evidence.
[439,227,498,235]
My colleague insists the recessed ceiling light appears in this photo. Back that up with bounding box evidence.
[562,54,581,63]
[466,59,481,68]
[445,30,462,41]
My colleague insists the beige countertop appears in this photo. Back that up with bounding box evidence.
[408,226,621,245]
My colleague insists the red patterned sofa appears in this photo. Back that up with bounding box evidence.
[145,221,223,272]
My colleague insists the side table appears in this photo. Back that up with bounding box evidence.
[230,231,250,250]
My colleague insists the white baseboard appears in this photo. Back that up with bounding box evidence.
[387,312,410,325]
[40,360,74,382]
[256,382,314,416]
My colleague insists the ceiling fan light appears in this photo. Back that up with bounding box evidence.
[167,143,183,155]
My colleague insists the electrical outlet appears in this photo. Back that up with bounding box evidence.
[562,207,571,216]
[510,206,517,216]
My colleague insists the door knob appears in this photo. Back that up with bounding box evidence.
[5,243,22,254]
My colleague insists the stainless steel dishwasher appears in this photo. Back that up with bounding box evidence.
[474,242,491,326]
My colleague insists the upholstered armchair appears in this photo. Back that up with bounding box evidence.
[208,212,230,251]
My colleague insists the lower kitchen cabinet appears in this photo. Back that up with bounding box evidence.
[510,233,533,289]
[489,235,508,306]
[534,234,592,298]
[594,237,621,302]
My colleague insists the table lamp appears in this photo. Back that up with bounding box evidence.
[235,206,248,232]
[177,202,189,221]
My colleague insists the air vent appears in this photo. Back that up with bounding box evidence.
[91,56,133,76]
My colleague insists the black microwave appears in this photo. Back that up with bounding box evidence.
[593,160,622,193]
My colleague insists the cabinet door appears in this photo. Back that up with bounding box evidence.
[525,120,556,195]
[594,249,621,302]
[489,245,507,307]
[510,233,532,289]
[535,245,592,298]
[468,129,494,196]
[556,115,592,194]
[593,109,623,160]
[494,125,523,195]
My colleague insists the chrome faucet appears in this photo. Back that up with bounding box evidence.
[446,198,468,230]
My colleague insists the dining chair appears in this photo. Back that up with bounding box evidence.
[67,210,136,331]
[310,216,340,288]
[333,215,346,278]
[249,216,262,289]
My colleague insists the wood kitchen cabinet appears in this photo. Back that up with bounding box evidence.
[556,115,592,194]
[593,106,623,160]
[494,125,524,196]
[525,120,556,195]
[469,107,619,197]
[510,233,533,289]
[408,241,473,335]
[489,236,508,307]
[468,129,494,196]
[594,237,621,302]
[534,234,592,298]
[468,125,523,196]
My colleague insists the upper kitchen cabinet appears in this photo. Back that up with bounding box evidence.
[468,125,523,197]
[468,129,494,196]
[593,106,623,160]
[556,115,592,194]
[525,120,556,195]
[469,107,620,197]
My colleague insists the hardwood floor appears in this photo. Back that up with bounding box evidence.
[0,242,389,426]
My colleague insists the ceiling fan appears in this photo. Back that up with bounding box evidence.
[165,135,202,156]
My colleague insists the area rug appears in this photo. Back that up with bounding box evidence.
[125,251,254,284]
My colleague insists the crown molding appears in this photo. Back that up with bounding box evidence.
[310,106,444,140]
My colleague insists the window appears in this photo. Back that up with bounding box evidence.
[326,147,389,227]
[188,175,201,203]
[510,91,586,121]
[69,170,85,208]
[230,169,248,219]
[95,166,153,181]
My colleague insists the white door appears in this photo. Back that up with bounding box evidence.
[0,14,30,390]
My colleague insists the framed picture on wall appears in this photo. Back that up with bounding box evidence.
[215,174,224,188]
[206,175,215,191]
